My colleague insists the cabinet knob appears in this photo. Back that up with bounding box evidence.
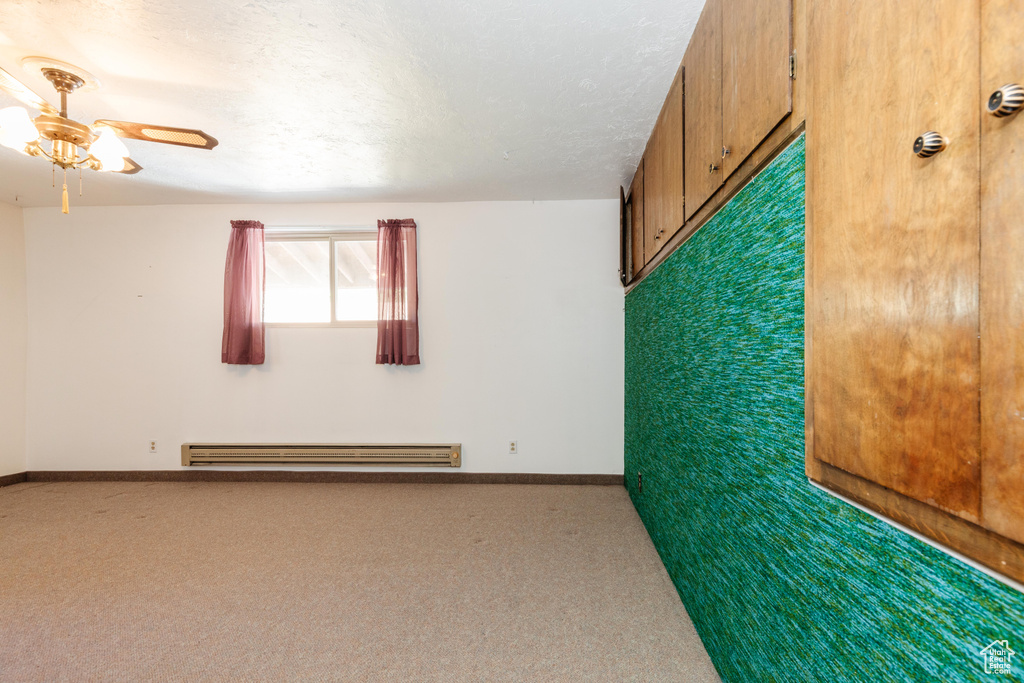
[708,162,719,174]
[722,146,731,158]
[988,83,1024,118]
[913,132,947,158]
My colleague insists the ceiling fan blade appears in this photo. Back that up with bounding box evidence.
[94,119,218,150]
[114,157,143,174]
[0,66,58,114]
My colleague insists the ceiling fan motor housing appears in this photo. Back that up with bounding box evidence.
[35,114,93,145]
[32,114,94,168]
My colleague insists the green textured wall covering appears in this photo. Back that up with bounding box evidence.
[624,135,1024,682]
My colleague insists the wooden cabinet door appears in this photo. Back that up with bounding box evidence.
[643,134,661,260]
[980,0,1024,543]
[643,100,662,261]
[683,0,723,221]
[721,0,792,179]
[630,158,645,271]
[808,0,981,518]
[620,186,626,284]
[644,68,685,253]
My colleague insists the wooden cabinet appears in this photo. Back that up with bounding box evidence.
[683,0,723,220]
[623,0,802,285]
[685,0,792,219]
[619,186,629,286]
[980,0,1024,545]
[809,0,981,518]
[643,67,685,260]
[721,0,793,178]
[808,0,1024,580]
[629,158,645,274]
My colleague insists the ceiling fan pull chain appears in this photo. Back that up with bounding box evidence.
[61,167,69,215]
[79,166,82,196]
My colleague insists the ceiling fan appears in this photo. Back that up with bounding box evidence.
[0,58,217,213]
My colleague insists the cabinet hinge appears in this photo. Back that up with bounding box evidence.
[789,53,796,80]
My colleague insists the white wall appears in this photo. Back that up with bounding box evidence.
[0,202,27,476]
[23,201,624,473]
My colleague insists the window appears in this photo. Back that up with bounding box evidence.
[265,230,377,326]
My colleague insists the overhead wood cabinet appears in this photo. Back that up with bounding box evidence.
[619,186,629,286]
[808,0,1024,581]
[721,0,793,178]
[643,67,685,262]
[980,0,1024,546]
[685,0,792,219]
[630,158,645,273]
[683,0,722,220]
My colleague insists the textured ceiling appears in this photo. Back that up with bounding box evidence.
[0,0,702,207]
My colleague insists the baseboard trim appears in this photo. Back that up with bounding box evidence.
[0,472,28,487]
[22,471,624,486]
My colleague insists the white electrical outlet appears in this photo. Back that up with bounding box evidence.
[149,440,158,454]
[509,440,518,454]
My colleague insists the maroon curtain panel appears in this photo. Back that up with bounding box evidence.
[376,218,420,365]
[221,220,266,365]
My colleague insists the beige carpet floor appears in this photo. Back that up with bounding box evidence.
[0,481,719,682]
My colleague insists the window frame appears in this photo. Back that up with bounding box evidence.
[264,228,378,328]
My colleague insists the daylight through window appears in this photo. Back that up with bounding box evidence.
[264,230,377,325]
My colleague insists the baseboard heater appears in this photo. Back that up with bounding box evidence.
[181,443,461,467]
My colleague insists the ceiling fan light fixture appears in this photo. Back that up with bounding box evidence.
[96,156,127,173]
[0,105,39,149]
[0,59,214,210]
[89,126,129,171]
